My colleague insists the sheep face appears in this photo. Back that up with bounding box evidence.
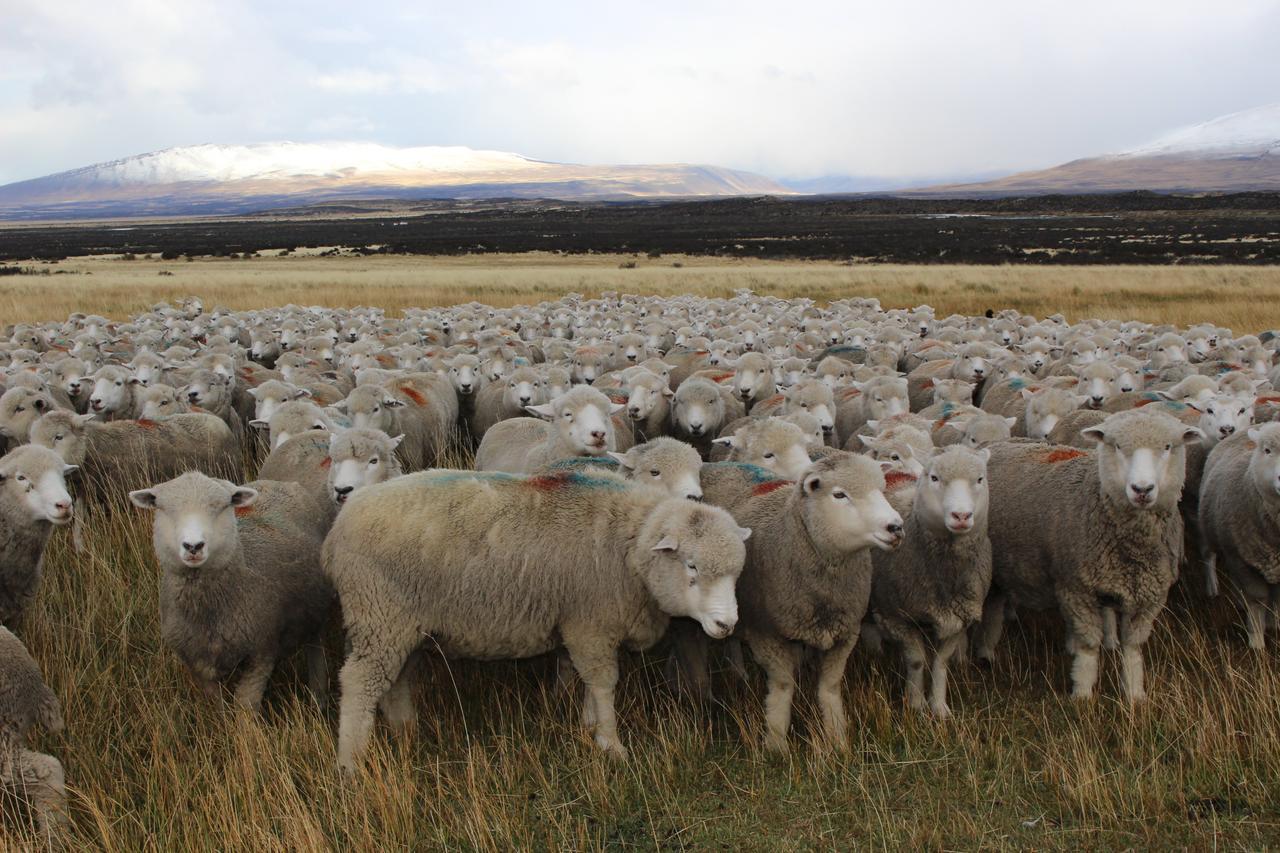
[0,388,56,442]
[643,501,748,640]
[1190,394,1252,445]
[611,439,703,501]
[672,380,726,439]
[328,430,403,505]
[856,377,909,422]
[138,384,188,420]
[950,348,989,382]
[1074,362,1121,409]
[183,371,231,410]
[30,411,93,464]
[930,378,974,407]
[448,355,480,395]
[51,358,89,401]
[784,380,835,437]
[258,401,331,449]
[128,353,166,388]
[528,388,621,455]
[249,380,309,423]
[342,386,402,435]
[916,447,989,534]
[503,368,543,411]
[570,349,608,384]
[815,357,853,390]
[799,455,903,552]
[1082,411,1201,510]
[716,421,812,481]
[863,435,925,479]
[731,353,773,403]
[1023,387,1086,441]
[1246,424,1280,498]
[625,375,672,421]
[88,367,134,416]
[0,446,75,526]
[130,473,256,569]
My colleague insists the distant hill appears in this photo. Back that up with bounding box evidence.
[0,142,790,220]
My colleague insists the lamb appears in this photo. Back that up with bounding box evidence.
[1198,424,1280,647]
[750,379,836,442]
[870,447,992,718]
[475,386,624,473]
[0,387,58,447]
[726,351,775,411]
[702,452,903,751]
[1021,386,1087,440]
[607,437,705,501]
[136,383,192,420]
[470,366,546,438]
[0,626,66,834]
[129,472,334,710]
[322,467,750,771]
[977,410,1202,701]
[31,408,241,502]
[0,446,75,626]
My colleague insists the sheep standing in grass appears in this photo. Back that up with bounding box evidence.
[703,452,903,751]
[470,366,545,438]
[0,625,66,834]
[1199,424,1280,648]
[322,468,749,771]
[0,387,58,448]
[871,447,991,718]
[476,386,624,473]
[257,427,404,523]
[0,446,75,626]
[978,410,1201,701]
[130,473,334,710]
[338,374,457,470]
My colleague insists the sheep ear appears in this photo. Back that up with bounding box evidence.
[878,460,895,473]
[608,402,626,415]
[651,535,679,553]
[230,487,258,508]
[712,435,739,449]
[1184,400,1204,414]
[977,447,992,463]
[327,432,341,452]
[1181,427,1205,445]
[1081,426,1107,445]
[129,489,158,509]
[735,525,752,541]
[1020,388,1036,401]
[74,413,96,426]
[662,386,675,399]
[526,403,556,419]
[608,450,636,469]
[246,387,261,398]
[801,471,822,494]
[1004,416,1017,428]
[866,419,880,432]
[1153,390,1173,401]
[294,388,313,399]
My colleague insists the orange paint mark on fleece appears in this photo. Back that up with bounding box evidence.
[759,393,786,408]
[884,470,919,489]
[751,479,790,496]
[921,379,934,390]
[320,456,332,470]
[526,473,567,492]
[398,385,428,406]
[136,419,158,430]
[1040,448,1086,463]
[234,505,254,518]
[1254,395,1280,405]
[706,371,735,384]
[838,387,862,402]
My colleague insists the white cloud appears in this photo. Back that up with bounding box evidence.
[1,0,1278,185]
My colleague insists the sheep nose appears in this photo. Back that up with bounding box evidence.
[1130,483,1155,502]
[972,367,984,377]
[53,500,71,514]
[686,493,703,502]
[460,383,472,393]
[1090,395,1104,406]
[519,396,531,405]
[821,424,834,434]
[182,540,204,555]
[886,522,904,536]
[714,619,735,635]
[949,511,973,527]
[1220,425,1235,436]
[626,353,637,361]
[589,429,606,441]
[187,390,200,402]
[628,406,641,416]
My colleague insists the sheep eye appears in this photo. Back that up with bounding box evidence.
[369,457,379,465]
[649,469,661,478]
[800,403,808,408]
[14,406,23,413]
[832,490,848,500]
[16,475,25,482]
[1164,444,1172,451]
[1266,448,1272,455]
[54,434,63,441]
[891,454,901,461]
[930,474,940,482]
[1207,408,1214,415]
[977,476,985,484]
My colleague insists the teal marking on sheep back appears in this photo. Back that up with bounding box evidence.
[1008,377,1031,391]
[702,461,776,483]
[420,470,521,487]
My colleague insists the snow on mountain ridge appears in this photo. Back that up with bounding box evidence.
[64,142,547,185]
[1118,103,1280,158]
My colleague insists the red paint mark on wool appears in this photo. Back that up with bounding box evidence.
[1040,448,1086,463]
[136,419,158,430]
[884,471,918,489]
[607,392,629,405]
[1255,395,1280,405]
[838,387,861,401]
[760,393,785,407]
[190,405,206,414]
[707,371,734,384]
[234,505,254,518]
[526,473,568,492]
[398,385,428,406]
[752,479,790,496]
[320,456,332,470]
[921,379,934,390]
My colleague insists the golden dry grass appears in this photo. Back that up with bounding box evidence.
[5,259,1280,848]
[6,252,1280,332]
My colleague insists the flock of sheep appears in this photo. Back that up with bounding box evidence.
[3,290,1280,831]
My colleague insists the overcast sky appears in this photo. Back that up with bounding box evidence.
[2,0,1278,186]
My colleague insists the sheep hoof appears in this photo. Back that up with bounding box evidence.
[594,735,628,761]
[931,704,953,720]
[764,734,790,754]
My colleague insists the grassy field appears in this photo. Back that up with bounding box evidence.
[5,259,1280,848]
[5,252,1280,331]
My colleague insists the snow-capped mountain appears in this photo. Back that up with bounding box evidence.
[916,103,1280,196]
[0,142,788,219]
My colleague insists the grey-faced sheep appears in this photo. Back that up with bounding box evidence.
[871,447,992,718]
[0,446,75,626]
[322,468,749,771]
[475,385,624,474]
[129,472,334,711]
[978,410,1202,701]
[0,625,66,834]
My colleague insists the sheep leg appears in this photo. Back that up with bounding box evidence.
[378,657,419,736]
[859,620,884,656]
[1102,609,1119,652]
[336,637,414,775]
[564,636,626,760]
[725,638,749,683]
[973,592,1007,664]
[1,749,67,834]
[233,657,275,712]
[899,632,929,714]
[1060,598,1103,700]
[664,619,712,701]
[929,632,965,719]
[1243,594,1268,651]
[815,637,856,751]
[1203,550,1220,598]
[1117,609,1158,703]
[305,642,329,710]
[747,633,802,753]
